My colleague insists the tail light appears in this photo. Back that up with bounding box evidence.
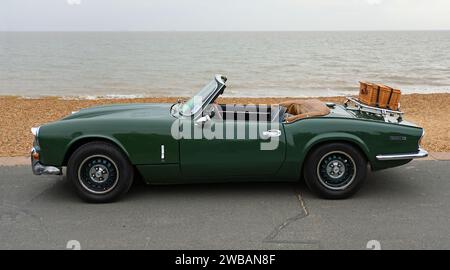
[418,129,425,147]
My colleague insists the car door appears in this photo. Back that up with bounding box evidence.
[179,109,286,180]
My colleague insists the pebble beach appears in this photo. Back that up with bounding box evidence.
[0,93,449,157]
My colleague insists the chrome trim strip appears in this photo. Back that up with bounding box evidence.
[161,145,165,160]
[376,148,428,161]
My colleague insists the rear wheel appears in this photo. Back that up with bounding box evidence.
[67,141,134,203]
[304,142,367,199]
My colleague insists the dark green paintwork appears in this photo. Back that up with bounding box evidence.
[35,102,424,184]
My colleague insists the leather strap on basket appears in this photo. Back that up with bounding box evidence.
[375,85,380,107]
[386,89,394,110]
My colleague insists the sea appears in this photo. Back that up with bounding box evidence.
[1,31,449,98]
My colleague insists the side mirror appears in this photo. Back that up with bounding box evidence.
[195,115,211,126]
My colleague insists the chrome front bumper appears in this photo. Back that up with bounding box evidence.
[31,148,62,175]
[376,148,428,161]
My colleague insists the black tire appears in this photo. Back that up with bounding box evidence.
[303,142,367,199]
[67,141,134,203]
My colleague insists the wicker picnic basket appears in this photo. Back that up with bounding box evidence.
[377,84,393,108]
[388,88,401,110]
[358,81,401,110]
[359,81,379,107]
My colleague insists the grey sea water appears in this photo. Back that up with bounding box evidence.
[1,31,449,98]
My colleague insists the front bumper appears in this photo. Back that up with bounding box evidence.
[376,148,428,161]
[31,147,62,175]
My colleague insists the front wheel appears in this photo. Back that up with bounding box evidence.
[303,143,368,199]
[67,141,134,203]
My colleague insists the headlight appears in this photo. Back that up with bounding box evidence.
[31,126,40,137]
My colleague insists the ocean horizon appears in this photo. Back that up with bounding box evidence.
[1,31,450,98]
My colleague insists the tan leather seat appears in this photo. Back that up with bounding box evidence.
[279,99,330,123]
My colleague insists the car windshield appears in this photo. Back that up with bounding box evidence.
[181,79,218,116]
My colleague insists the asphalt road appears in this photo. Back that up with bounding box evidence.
[1,160,449,250]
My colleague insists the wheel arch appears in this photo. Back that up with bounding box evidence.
[62,136,131,166]
[301,134,372,172]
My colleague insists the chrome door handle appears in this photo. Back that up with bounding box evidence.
[262,129,281,137]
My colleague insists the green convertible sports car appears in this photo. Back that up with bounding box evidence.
[31,75,428,202]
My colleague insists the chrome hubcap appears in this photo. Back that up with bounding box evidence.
[78,155,119,194]
[326,160,345,178]
[316,151,356,191]
[89,164,109,183]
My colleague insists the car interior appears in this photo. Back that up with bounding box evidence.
[279,99,331,123]
[214,104,285,122]
[209,99,330,123]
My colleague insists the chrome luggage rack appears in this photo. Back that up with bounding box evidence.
[344,97,403,123]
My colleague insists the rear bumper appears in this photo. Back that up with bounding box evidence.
[376,148,428,161]
[31,147,62,175]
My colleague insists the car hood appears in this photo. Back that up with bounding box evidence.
[63,103,174,120]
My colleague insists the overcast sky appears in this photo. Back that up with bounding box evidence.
[1,0,450,31]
